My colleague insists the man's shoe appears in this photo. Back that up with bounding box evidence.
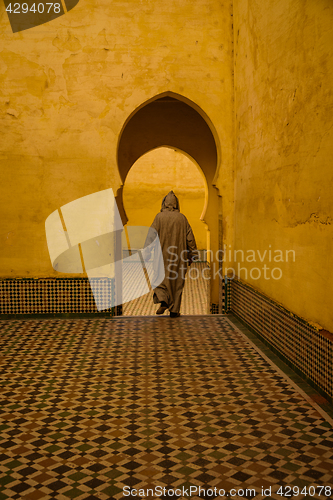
[170,312,180,318]
[156,302,168,315]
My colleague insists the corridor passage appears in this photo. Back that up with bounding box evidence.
[0,316,332,500]
[123,262,210,316]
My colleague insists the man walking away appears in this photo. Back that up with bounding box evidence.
[144,191,197,317]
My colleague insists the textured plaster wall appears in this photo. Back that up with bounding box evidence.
[233,0,333,331]
[123,148,207,250]
[0,0,234,289]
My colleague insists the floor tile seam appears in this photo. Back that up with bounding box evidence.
[223,317,333,427]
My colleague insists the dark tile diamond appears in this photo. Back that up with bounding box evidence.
[227,457,246,466]
[223,443,240,451]
[58,451,75,459]
[122,461,142,471]
[17,466,38,477]
[87,463,106,472]
[269,470,289,481]
[157,446,174,455]
[91,449,108,458]
[84,478,105,488]
[190,445,208,453]
[304,469,325,480]
[53,465,72,474]
[157,459,177,469]
[44,480,68,492]
[232,471,252,482]
[194,472,216,483]
[295,454,315,464]
[11,482,31,493]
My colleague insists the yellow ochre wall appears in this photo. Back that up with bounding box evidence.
[233,0,333,331]
[0,0,234,310]
[2,0,332,328]
[123,148,207,250]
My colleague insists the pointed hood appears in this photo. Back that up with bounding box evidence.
[160,191,180,212]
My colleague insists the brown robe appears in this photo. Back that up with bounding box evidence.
[144,191,197,314]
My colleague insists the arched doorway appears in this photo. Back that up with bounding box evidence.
[116,92,221,312]
[122,146,210,315]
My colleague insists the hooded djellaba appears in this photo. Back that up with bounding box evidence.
[143,191,197,317]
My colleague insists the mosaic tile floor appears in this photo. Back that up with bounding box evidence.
[123,263,210,316]
[0,316,332,500]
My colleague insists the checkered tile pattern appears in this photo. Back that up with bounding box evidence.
[0,316,332,500]
[229,279,333,401]
[0,279,115,315]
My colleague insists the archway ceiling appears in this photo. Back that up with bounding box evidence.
[118,97,218,184]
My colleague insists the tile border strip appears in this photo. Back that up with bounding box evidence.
[0,277,117,316]
[224,315,333,423]
[228,278,333,403]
